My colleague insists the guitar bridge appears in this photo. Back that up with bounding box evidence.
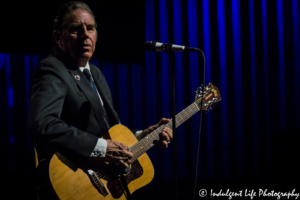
[87,170,108,197]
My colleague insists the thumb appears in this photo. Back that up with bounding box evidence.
[158,118,170,125]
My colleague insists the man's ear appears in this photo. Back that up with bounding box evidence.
[53,30,63,49]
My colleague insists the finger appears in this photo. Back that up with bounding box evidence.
[149,124,159,132]
[124,156,132,164]
[162,140,168,148]
[123,157,132,166]
[107,140,125,152]
[158,140,168,148]
[127,151,134,158]
[159,132,170,142]
[158,118,170,125]
[161,127,172,139]
[119,142,129,150]
[164,127,173,140]
[120,150,133,158]
[119,160,128,168]
[121,155,132,163]
[160,131,170,142]
[153,140,168,148]
[110,154,125,160]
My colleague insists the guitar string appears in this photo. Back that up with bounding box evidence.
[130,102,199,157]
[130,90,218,161]
[130,98,203,162]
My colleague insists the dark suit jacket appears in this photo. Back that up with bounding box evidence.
[29,51,119,167]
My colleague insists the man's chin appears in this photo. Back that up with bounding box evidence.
[72,53,93,66]
[80,52,93,59]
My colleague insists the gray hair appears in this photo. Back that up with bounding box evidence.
[52,1,97,54]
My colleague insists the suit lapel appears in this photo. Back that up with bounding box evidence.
[68,68,107,130]
[90,66,119,125]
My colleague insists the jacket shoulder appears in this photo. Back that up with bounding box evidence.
[36,56,66,71]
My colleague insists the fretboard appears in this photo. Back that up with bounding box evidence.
[130,99,202,162]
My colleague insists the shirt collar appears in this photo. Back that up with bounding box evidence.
[79,62,90,72]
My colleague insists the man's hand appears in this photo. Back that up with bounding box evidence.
[104,140,133,168]
[143,118,173,148]
[87,140,133,170]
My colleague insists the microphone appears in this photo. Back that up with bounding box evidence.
[144,41,199,52]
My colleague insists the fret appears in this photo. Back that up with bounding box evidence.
[181,108,188,121]
[176,113,183,124]
[193,102,200,110]
[130,100,202,162]
[177,112,186,124]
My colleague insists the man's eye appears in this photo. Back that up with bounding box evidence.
[87,26,95,31]
[69,27,79,33]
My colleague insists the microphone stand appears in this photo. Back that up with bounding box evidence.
[166,51,178,200]
[145,41,204,200]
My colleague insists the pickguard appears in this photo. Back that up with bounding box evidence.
[107,160,143,198]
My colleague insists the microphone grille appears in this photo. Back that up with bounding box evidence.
[144,41,157,52]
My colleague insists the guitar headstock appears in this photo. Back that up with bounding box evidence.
[194,82,221,112]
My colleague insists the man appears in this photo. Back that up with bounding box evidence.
[29,1,172,193]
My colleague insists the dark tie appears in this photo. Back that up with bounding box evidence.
[82,68,110,129]
[83,68,98,96]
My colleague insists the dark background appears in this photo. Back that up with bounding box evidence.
[0,1,145,63]
[1,0,300,199]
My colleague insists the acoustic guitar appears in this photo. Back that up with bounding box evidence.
[36,83,221,200]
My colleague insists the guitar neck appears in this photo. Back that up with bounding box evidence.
[130,99,201,162]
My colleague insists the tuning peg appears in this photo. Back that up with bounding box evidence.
[194,90,203,96]
[204,106,213,114]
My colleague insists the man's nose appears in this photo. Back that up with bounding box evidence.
[80,28,89,38]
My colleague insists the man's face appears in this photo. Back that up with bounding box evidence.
[58,9,97,66]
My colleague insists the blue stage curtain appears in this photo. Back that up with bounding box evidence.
[143,0,300,192]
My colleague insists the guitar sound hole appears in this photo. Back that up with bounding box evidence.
[107,160,143,198]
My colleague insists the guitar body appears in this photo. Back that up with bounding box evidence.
[48,125,154,200]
